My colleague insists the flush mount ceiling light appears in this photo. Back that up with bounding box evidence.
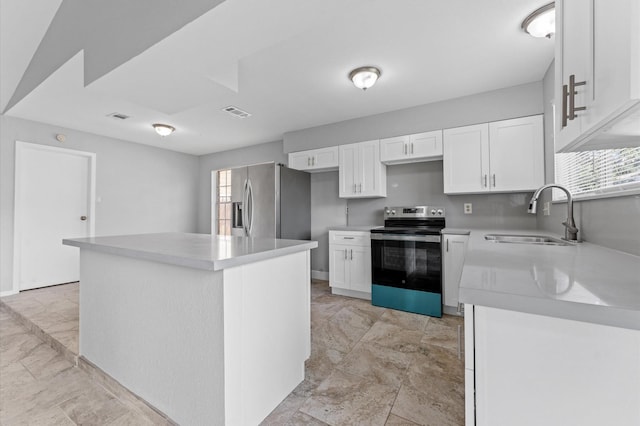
[349,66,381,90]
[521,2,555,38]
[152,123,175,136]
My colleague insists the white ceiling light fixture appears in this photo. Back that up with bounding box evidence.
[349,66,381,90]
[152,123,176,136]
[521,2,555,38]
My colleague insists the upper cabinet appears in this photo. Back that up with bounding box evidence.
[288,146,339,172]
[380,130,443,164]
[339,140,387,198]
[443,115,544,194]
[555,0,640,152]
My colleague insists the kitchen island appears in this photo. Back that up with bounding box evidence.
[456,229,640,426]
[63,233,317,426]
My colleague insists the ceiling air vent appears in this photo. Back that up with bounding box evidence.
[107,112,130,120]
[222,105,251,119]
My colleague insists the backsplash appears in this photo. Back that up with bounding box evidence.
[310,161,537,273]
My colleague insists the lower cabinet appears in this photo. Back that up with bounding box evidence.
[329,231,371,299]
[442,234,469,315]
[464,304,640,426]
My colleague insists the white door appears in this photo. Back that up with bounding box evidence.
[338,143,359,197]
[348,245,372,293]
[358,140,382,197]
[380,136,409,162]
[443,123,490,194]
[489,116,544,192]
[409,130,443,159]
[14,142,95,290]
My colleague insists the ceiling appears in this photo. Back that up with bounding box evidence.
[1,0,554,155]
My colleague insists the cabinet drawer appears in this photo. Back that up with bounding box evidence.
[329,231,370,246]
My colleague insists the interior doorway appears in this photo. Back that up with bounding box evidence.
[13,141,96,291]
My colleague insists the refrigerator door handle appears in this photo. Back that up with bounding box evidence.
[242,179,249,236]
[246,179,255,236]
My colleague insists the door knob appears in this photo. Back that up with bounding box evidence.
[80,216,87,221]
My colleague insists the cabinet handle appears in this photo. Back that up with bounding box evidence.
[307,157,311,166]
[312,156,316,166]
[350,249,353,260]
[446,239,449,252]
[358,183,362,193]
[483,174,487,188]
[457,325,462,360]
[492,174,496,187]
[562,84,569,128]
[404,144,407,155]
[411,143,414,154]
[568,74,587,120]
[342,237,354,239]
[353,183,356,193]
[344,249,348,259]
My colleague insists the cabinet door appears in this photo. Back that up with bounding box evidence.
[358,140,385,197]
[288,151,312,171]
[474,307,640,426]
[410,130,443,159]
[329,245,349,289]
[380,136,409,162]
[443,124,489,194]
[488,116,544,192]
[313,147,339,170]
[555,0,593,151]
[348,245,372,293]
[443,235,469,308]
[339,143,359,197]
[584,0,640,131]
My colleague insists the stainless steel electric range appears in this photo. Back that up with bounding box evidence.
[370,206,445,317]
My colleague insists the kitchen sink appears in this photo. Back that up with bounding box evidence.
[484,234,574,246]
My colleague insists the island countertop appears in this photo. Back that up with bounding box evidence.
[457,229,640,330]
[63,232,318,271]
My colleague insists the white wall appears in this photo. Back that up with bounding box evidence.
[538,61,640,256]
[0,115,199,293]
[196,140,286,234]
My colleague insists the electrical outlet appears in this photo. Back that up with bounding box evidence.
[464,203,472,214]
[543,201,550,216]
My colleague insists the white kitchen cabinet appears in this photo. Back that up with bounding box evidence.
[442,234,469,315]
[555,0,640,152]
[328,231,372,299]
[465,305,640,426]
[339,140,387,198]
[443,115,543,194]
[288,146,339,172]
[380,130,443,164]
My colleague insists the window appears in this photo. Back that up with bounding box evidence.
[217,169,232,235]
[554,147,640,200]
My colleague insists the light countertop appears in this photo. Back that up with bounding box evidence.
[458,229,640,330]
[63,233,318,271]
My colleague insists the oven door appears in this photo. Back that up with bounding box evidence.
[370,233,442,294]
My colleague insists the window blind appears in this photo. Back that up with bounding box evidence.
[554,147,640,200]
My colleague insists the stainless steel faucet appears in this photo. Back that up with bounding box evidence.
[528,184,579,242]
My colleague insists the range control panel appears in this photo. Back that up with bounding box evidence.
[383,206,445,219]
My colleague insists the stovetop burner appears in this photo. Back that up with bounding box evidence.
[371,206,446,235]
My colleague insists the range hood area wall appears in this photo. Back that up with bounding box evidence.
[538,60,640,256]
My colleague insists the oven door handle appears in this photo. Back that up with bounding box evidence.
[370,233,441,243]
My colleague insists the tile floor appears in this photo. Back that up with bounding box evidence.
[1,280,465,425]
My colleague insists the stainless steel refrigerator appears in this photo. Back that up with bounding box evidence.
[228,162,311,240]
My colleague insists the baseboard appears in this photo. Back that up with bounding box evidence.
[311,270,329,281]
[0,290,18,297]
[331,287,371,301]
